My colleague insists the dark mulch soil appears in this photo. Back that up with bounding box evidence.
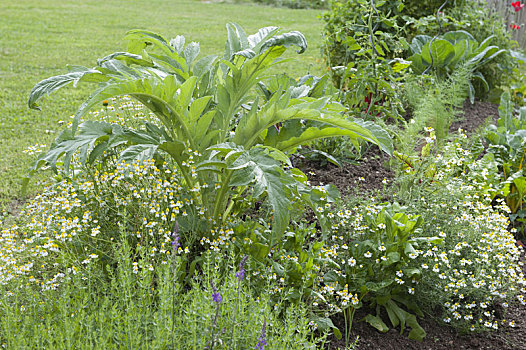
[300,100,500,199]
[449,100,499,135]
[301,100,526,349]
[298,147,394,198]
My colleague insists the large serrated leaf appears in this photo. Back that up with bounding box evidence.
[28,70,104,109]
[248,26,279,50]
[125,29,173,56]
[228,148,291,238]
[118,144,159,163]
[259,31,307,54]
[184,42,200,66]
[29,121,124,175]
[97,52,154,67]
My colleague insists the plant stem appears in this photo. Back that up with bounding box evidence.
[213,170,234,222]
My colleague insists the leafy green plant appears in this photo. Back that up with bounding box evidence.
[257,73,370,165]
[323,0,408,122]
[26,24,392,243]
[408,30,506,102]
[391,137,526,332]
[484,91,526,232]
[313,202,440,343]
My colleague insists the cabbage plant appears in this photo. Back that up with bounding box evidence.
[27,24,392,242]
[408,30,506,102]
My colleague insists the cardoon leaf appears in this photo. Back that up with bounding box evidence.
[125,29,173,56]
[97,52,154,67]
[259,31,307,54]
[169,35,185,55]
[27,121,124,174]
[228,148,291,237]
[234,49,256,59]
[118,144,159,163]
[248,26,279,49]
[184,42,200,65]
[28,69,104,109]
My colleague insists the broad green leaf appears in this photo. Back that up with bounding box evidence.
[499,92,513,132]
[158,140,187,164]
[386,300,407,333]
[234,49,256,59]
[248,26,279,51]
[125,29,173,56]
[409,35,432,55]
[468,82,475,105]
[118,144,159,163]
[421,39,455,68]
[342,35,361,51]
[184,42,200,66]
[406,314,426,341]
[383,251,400,266]
[309,314,342,339]
[276,127,366,154]
[249,242,269,261]
[364,314,389,333]
[450,40,469,66]
[478,48,506,67]
[476,35,494,53]
[365,280,393,292]
[467,46,501,66]
[228,148,291,237]
[323,270,340,283]
[352,119,393,155]
[169,35,185,55]
[407,54,426,74]
[28,121,124,174]
[473,71,489,92]
[386,301,400,327]
[442,30,475,44]
[259,31,307,54]
[224,22,249,60]
[391,59,412,73]
[99,59,142,79]
[97,52,154,67]
[193,54,218,77]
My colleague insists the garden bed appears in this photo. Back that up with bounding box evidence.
[303,99,526,349]
[3,0,526,347]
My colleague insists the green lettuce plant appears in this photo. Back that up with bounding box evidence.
[26,23,392,243]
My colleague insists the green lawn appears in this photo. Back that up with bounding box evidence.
[0,0,324,212]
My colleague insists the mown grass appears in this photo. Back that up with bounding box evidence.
[0,0,325,213]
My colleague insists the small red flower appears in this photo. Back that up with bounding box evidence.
[512,1,524,12]
[511,24,521,30]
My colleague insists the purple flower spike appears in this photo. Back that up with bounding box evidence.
[212,292,222,303]
[236,256,248,282]
[210,281,222,303]
[255,317,267,350]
